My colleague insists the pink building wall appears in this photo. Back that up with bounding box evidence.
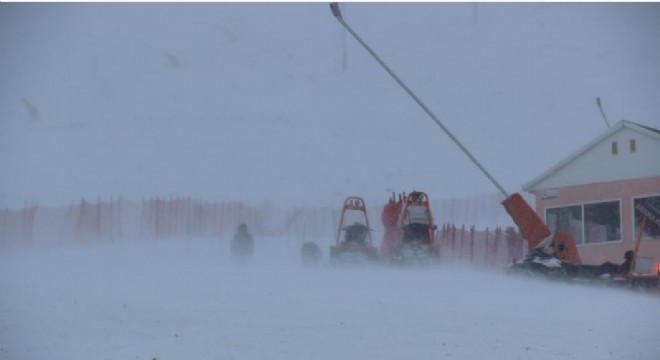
[531,175,660,269]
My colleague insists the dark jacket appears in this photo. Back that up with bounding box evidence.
[231,229,254,258]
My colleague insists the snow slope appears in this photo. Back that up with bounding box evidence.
[1,237,659,360]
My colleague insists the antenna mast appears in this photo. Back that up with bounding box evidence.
[596,97,611,129]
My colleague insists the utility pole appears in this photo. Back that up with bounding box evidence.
[341,6,348,70]
[330,2,508,197]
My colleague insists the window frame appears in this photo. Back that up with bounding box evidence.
[631,193,660,241]
[545,202,584,245]
[582,199,623,245]
[545,198,623,247]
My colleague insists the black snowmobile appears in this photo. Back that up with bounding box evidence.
[509,245,632,281]
[300,241,322,266]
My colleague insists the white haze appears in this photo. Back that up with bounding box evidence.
[1,237,659,360]
[1,3,660,209]
[2,4,660,360]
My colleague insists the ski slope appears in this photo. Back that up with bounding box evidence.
[1,237,658,360]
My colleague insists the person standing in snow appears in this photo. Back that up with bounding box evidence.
[231,223,254,261]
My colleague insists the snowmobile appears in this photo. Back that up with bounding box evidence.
[300,241,322,266]
[380,191,439,265]
[330,196,378,264]
[509,203,660,290]
[509,239,631,280]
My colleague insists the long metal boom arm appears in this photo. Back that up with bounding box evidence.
[330,3,509,198]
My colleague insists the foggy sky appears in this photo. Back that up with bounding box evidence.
[1,3,659,209]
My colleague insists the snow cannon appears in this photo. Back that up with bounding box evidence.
[501,193,551,249]
[381,193,401,229]
[380,193,403,261]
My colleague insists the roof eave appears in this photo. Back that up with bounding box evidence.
[522,120,631,192]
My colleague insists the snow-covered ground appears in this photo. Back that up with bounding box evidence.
[1,237,658,360]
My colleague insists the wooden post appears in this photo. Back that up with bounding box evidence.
[492,227,502,267]
[630,217,647,276]
[460,224,466,259]
[484,228,490,266]
[451,224,456,256]
[2,208,8,240]
[77,198,85,242]
[96,197,102,238]
[440,224,446,251]
[155,198,161,239]
[109,196,114,239]
[117,196,123,239]
[469,225,475,262]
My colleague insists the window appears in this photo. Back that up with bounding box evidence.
[584,201,620,243]
[633,195,660,240]
[546,200,622,246]
[630,139,636,153]
[546,205,583,245]
[611,141,618,155]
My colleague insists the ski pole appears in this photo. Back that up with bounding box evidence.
[329,3,509,198]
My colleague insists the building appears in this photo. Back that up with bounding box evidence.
[523,120,660,272]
